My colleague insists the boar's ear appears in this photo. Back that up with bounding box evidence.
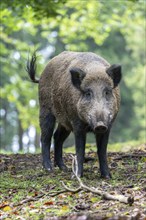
[70,67,86,90]
[106,64,122,88]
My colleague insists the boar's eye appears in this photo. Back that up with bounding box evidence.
[84,90,92,100]
[104,88,112,99]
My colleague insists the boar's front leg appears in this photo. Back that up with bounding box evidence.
[40,112,56,172]
[74,124,86,177]
[96,130,111,179]
[54,124,70,171]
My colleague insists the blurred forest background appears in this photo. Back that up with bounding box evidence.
[0,0,145,153]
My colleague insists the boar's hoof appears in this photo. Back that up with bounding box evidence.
[59,164,68,172]
[54,161,68,172]
[43,162,53,173]
[100,173,112,179]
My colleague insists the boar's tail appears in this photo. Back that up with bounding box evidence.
[26,51,39,83]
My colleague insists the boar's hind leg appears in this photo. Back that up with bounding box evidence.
[40,112,56,172]
[74,129,86,178]
[54,124,70,171]
[96,130,111,179]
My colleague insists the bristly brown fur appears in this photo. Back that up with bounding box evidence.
[38,51,120,130]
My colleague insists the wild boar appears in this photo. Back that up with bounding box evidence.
[27,51,122,179]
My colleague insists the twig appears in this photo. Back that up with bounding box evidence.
[48,189,68,196]
[14,189,68,206]
[61,156,134,205]
[60,181,82,193]
[15,194,45,206]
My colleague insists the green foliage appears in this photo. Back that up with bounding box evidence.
[0,0,145,151]
[1,0,67,19]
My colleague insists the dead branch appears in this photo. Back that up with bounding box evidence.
[14,156,134,207]
[61,156,134,206]
[48,189,68,197]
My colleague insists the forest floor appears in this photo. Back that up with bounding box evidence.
[0,143,146,220]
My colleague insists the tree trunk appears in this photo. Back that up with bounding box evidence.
[35,130,40,151]
[18,118,23,151]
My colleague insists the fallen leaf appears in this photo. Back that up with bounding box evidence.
[3,205,12,212]
[0,203,9,209]
[90,197,99,202]
[12,211,19,215]
[58,194,67,199]
[44,201,54,205]
[61,205,69,211]
[29,205,35,209]
[59,205,70,214]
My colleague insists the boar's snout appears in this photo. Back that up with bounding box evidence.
[94,121,107,133]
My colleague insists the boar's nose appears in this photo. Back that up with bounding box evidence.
[94,121,107,133]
